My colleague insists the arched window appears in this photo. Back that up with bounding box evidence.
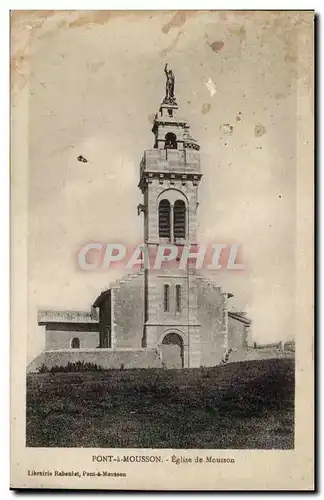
[164,284,170,312]
[159,199,171,238]
[165,132,177,149]
[71,337,80,349]
[176,285,181,312]
[174,200,186,239]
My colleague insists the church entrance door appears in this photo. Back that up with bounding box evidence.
[161,332,184,369]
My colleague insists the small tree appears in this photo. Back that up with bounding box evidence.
[37,363,48,373]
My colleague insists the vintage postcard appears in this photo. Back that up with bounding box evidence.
[10,10,314,490]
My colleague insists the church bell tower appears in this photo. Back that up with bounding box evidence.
[138,65,203,368]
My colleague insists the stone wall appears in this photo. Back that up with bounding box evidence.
[98,291,111,347]
[228,316,247,353]
[145,179,200,244]
[197,277,224,366]
[27,348,162,372]
[143,266,201,367]
[228,348,294,363]
[112,273,145,348]
[27,345,293,373]
[45,328,99,350]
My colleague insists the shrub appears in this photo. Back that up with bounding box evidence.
[48,361,104,373]
[37,363,49,373]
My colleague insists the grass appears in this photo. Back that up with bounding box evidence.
[26,358,294,449]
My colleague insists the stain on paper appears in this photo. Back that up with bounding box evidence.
[254,123,267,137]
[209,40,224,53]
[220,124,234,136]
[201,103,211,114]
[162,11,187,34]
[68,11,112,28]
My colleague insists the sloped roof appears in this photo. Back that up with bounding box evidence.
[38,309,99,325]
[93,289,111,308]
[228,311,252,326]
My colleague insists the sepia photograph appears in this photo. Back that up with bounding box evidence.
[10,9,314,489]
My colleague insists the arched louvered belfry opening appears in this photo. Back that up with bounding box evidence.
[165,132,177,149]
[173,200,186,239]
[159,199,171,238]
[71,337,80,349]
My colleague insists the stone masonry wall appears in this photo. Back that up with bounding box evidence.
[228,348,294,363]
[98,292,111,347]
[45,329,99,350]
[112,272,145,348]
[146,178,199,244]
[27,348,162,372]
[197,277,225,366]
[228,316,247,353]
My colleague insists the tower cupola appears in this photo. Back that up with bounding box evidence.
[151,64,200,151]
[138,65,202,244]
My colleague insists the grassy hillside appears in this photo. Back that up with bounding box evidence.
[26,358,294,449]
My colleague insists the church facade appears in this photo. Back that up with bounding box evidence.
[29,69,255,372]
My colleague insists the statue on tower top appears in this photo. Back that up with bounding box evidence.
[163,63,177,105]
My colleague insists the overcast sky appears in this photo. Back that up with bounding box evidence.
[11,10,312,361]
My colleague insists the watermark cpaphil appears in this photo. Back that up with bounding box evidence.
[77,242,244,271]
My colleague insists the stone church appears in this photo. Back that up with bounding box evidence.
[29,67,253,372]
